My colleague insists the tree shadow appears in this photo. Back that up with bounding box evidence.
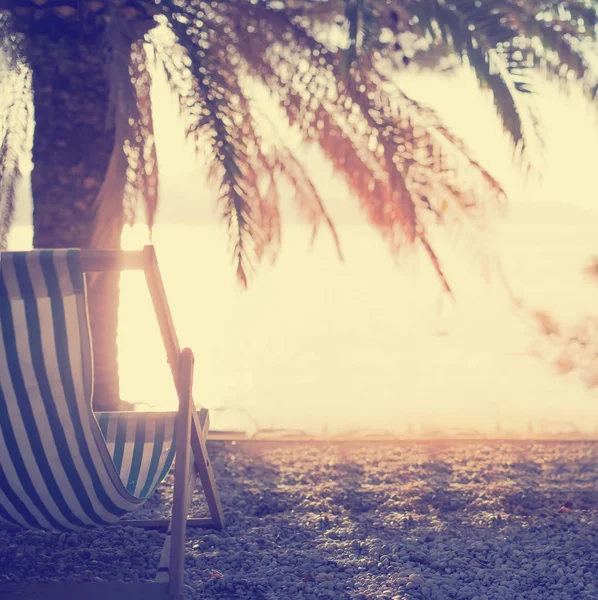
[185,441,598,599]
[2,441,598,599]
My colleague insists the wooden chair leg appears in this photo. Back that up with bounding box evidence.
[156,350,225,598]
[156,349,195,599]
[190,408,225,528]
[155,460,197,594]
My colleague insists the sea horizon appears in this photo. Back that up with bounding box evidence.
[6,205,598,436]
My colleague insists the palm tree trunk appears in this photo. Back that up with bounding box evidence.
[25,14,124,410]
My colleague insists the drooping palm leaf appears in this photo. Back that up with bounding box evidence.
[91,14,159,249]
[0,0,596,287]
[146,0,595,285]
[217,1,508,288]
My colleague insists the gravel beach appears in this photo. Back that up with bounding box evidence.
[1,441,598,599]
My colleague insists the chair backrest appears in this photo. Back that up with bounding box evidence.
[0,250,149,530]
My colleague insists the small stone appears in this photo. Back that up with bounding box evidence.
[53,5,77,17]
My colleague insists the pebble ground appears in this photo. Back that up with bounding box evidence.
[1,441,597,599]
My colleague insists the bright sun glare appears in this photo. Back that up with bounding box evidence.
[8,64,598,437]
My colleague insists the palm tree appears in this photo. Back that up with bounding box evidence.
[0,0,596,409]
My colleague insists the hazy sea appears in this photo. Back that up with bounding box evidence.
[7,204,598,436]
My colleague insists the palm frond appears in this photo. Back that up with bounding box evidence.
[144,0,520,288]
[156,10,259,284]
[421,1,539,158]
[91,16,159,249]
[344,0,362,73]
[240,3,505,280]
[84,0,596,290]
[342,0,597,159]
[126,41,159,230]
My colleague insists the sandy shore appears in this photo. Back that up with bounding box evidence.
[1,441,597,599]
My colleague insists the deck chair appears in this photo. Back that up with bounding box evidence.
[0,246,224,600]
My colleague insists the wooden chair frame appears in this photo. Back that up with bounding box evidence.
[0,246,224,600]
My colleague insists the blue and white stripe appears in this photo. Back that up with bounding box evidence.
[0,250,177,531]
[96,412,177,498]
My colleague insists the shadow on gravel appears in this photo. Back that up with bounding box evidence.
[2,441,598,600]
[185,441,598,599]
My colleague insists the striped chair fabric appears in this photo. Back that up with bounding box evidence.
[0,250,177,531]
[96,412,177,498]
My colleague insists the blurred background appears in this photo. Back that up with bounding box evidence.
[7,63,598,438]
